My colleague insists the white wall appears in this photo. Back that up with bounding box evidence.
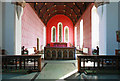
[97,4,107,55]
[2,2,15,55]
[0,2,2,52]
[118,2,120,49]
[97,2,118,55]
[0,2,2,81]
[106,2,118,55]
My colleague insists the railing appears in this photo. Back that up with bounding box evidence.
[2,55,41,72]
[77,55,120,72]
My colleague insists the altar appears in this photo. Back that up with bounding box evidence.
[44,46,75,60]
[50,42,67,47]
[53,42,67,47]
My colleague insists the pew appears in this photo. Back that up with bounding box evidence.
[2,55,41,72]
[77,55,120,72]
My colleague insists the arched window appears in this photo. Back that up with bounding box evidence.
[58,22,63,42]
[64,26,69,42]
[44,26,46,46]
[75,27,77,47]
[51,26,56,42]
[91,5,99,49]
[80,19,83,49]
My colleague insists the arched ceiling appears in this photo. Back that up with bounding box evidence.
[29,2,92,26]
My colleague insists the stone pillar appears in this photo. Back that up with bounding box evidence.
[97,2,118,55]
[15,5,23,55]
[97,4,107,55]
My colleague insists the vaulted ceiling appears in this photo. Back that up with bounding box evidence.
[29,2,92,26]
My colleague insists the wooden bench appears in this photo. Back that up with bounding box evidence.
[77,55,120,72]
[2,55,41,72]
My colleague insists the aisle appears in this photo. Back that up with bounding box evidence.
[35,60,77,80]
[2,60,78,81]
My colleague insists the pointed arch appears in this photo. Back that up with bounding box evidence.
[91,5,99,49]
[80,19,83,49]
[51,26,56,42]
[58,22,63,42]
[64,26,69,43]
[75,27,77,47]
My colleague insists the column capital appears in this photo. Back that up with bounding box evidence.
[12,1,26,8]
[94,1,109,8]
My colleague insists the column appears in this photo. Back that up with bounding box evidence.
[2,2,25,55]
[15,5,23,55]
[97,2,118,55]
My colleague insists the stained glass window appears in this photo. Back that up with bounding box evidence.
[64,26,69,42]
[58,22,63,42]
[51,26,56,42]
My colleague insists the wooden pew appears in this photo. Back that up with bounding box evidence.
[77,55,120,72]
[2,55,41,72]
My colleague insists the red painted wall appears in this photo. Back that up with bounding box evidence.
[74,4,94,55]
[46,15,74,47]
[22,3,46,50]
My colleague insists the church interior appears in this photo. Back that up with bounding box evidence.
[0,0,120,80]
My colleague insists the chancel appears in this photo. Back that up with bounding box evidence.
[0,0,120,80]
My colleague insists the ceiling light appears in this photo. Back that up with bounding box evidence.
[36,2,38,5]
[64,5,66,7]
[76,15,77,17]
[63,10,65,12]
[73,3,75,5]
[45,3,47,5]
[47,9,49,11]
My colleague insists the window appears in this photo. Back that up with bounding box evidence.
[92,5,99,49]
[44,26,46,46]
[80,19,83,49]
[75,27,77,47]
[58,22,63,42]
[64,26,69,42]
[51,26,56,42]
